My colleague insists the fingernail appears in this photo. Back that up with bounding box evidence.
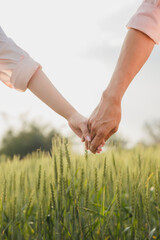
[86,136,91,142]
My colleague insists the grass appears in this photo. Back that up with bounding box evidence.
[0,137,160,239]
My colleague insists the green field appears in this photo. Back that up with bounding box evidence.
[0,138,160,240]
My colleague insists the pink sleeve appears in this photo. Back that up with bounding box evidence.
[126,0,160,44]
[0,26,42,92]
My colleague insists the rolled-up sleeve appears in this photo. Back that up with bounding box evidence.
[126,0,160,44]
[0,25,42,92]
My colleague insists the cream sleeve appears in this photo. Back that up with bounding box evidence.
[126,0,160,44]
[0,25,42,92]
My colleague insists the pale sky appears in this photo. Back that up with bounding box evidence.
[0,0,160,148]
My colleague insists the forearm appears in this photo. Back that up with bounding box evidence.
[27,68,77,120]
[103,28,155,102]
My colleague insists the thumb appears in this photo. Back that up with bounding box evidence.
[80,123,91,142]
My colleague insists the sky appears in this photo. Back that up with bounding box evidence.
[0,0,160,149]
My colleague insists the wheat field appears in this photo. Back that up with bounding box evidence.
[0,138,160,240]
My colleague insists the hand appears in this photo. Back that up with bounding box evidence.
[81,135,105,153]
[87,91,121,153]
[68,111,103,153]
[67,111,91,142]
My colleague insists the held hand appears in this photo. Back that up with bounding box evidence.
[81,135,105,153]
[68,111,103,153]
[67,111,91,142]
[87,91,121,153]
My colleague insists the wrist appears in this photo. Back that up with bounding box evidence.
[102,88,122,106]
[65,108,78,122]
[103,67,132,103]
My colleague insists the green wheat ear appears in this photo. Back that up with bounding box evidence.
[25,195,33,217]
[37,164,42,191]
[131,183,137,216]
[154,173,159,207]
[54,154,58,188]
[60,147,63,178]
[65,140,71,170]
[2,179,7,204]
[43,170,47,196]
[102,157,107,187]
[12,196,17,222]
[85,181,89,208]
[0,136,160,239]
[95,168,98,196]
[50,183,56,211]
[145,184,150,225]
[79,168,84,200]
[85,149,88,162]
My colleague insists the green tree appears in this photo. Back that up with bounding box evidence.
[0,121,61,160]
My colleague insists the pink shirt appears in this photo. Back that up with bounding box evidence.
[0,26,42,92]
[126,0,160,44]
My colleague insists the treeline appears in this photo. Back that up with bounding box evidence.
[0,113,159,160]
[0,121,62,160]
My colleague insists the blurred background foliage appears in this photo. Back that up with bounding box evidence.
[0,111,160,161]
[0,120,62,160]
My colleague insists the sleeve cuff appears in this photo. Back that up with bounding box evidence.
[10,55,42,92]
[126,2,160,44]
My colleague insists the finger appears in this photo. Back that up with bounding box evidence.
[97,144,103,151]
[97,148,103,154]
[87,120,91,132]
[85,133,91,150]
[81,136,85,142]
[85,139,90,150]
[104,129,115,142]
[87,140,91,151]
[89,129,111,153]
[96,149,102,154]
[90,135,104,154]
[90,127,96,141]
[96,140,105,153]
[80,124,91,143]
[85,121,92,150]
[88,131,96,152]
[96,143,104,153]
[89,126,115,153]
[88,131,96,153]
[85,140,89,150]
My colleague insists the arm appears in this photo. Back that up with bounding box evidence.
[27,67,91,141]
[87,0,160,153]
[28,68,77,121]
[88,28,155,153]
[103,28,155,102]
[0,25,91,143]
